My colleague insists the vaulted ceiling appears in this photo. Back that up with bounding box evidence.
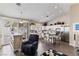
[0,3,73,23]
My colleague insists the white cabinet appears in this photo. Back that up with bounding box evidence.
[0,28,3,49]
[75,34,79,47]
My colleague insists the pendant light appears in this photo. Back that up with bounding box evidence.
[16,3,23,23]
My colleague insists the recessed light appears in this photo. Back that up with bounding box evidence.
[54,6,58,9]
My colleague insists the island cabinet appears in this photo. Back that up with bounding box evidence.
[13,34,23,51]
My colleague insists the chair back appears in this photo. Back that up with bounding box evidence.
[29,34,39,43]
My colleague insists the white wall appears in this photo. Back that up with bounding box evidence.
[70,4,79,47]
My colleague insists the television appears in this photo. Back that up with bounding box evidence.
[75,24,79,30]
[73,23,79,32]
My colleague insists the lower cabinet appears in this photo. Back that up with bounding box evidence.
[13,35,23,51]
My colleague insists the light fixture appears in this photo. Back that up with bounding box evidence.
[16,3,24,23]
[30,23,35,25]
[16,3,21,6]
[16,3,23,18]
[54,6,58,9]
[43,22,47,26]
[20,20,28,23]
[46,15,49,17]
[20,21,23,23]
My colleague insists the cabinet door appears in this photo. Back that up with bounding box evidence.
[75,34,79,47]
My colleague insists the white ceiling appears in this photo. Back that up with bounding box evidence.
[0,3,73,23]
